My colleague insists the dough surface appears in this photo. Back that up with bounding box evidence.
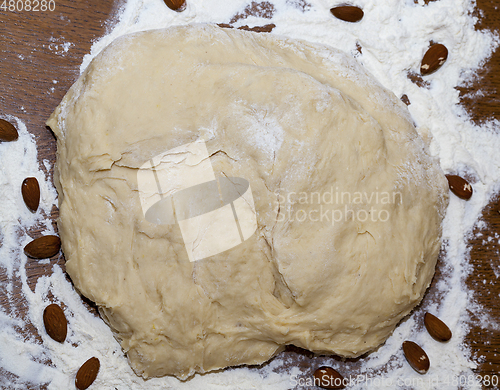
[47,24,448,379]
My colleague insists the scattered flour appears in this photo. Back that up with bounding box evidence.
[45,37,73,56]
[1,0,500,389]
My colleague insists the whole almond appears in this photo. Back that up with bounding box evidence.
[22,177,40,213]
[402,341,430,374]
[420,43,448,75]
[163,0,185,11]
[43,304,67,343]
[24,235,61,259]
[313,366,345,389]
[75,357,100,390]
[330,5,364,23]
[445,174,473,200]
[424,313,452,342]
[0,119,19,142]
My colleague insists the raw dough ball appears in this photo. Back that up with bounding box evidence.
[47,24,448,379]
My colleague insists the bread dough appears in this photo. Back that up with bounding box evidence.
[47,24,449,379]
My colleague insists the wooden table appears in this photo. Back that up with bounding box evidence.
[1,0,499,387]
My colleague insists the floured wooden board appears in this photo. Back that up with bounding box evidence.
[1,0,499,388]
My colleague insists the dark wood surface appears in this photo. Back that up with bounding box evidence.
[1,0,499,387]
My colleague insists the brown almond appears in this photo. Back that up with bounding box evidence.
[0,119,19,142]
[313,366,345,389]
[238,24,276,33]
[424,313,452,342]
[402,341,430,374]
[445,174,473,200]
[420,43,448,75]
[24,235,61,259]
[75,357,100,390]
[330,5,364,23]
[43,303,67,343]
[163,0,185,11]
[22,177,40,213]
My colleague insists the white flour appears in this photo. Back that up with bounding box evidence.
[1,0,499,389]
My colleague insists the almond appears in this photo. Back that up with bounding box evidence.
[424,313,452,342]
[75,357,100,390]
[0,119,19,142]
[445,174,473,200]
[330,5,364,23]
[22,177,40,213]
[238,24,276,33]
[420,43,448,75]
[43,303,67,343]
[313,366,345,389]
[24,235,61,259]
[163,0,185,11]
[402,341,430,374]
